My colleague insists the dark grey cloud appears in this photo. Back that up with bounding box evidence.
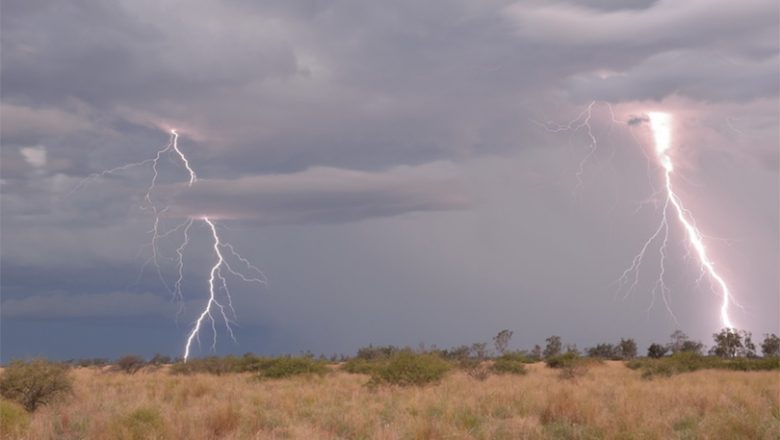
[168,164,472,224]
[2,292,175,319]
[566,51,779,102]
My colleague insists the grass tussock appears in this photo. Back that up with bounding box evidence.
[6,361,779,439]
[0,399,30,439]
[107,406,168,440]
[490,353,530,376]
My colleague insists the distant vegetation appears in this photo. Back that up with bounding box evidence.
[6,328,778,385]
[1,329,778,439]
[169,354,328,379]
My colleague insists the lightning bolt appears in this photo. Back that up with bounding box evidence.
[75,129,266,360]
[539,105,739,329]
[618,112,738,329]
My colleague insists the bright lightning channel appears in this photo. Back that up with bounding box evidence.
[77,130,266,361]
[618,112,737,329]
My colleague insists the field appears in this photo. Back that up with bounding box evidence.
[4,361,779,439]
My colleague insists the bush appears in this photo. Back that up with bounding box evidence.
[171,355,329,379]
[448,343,497,381]
[491,353,528,375]
[586,343,619,359]
[355,345,402,361]
[647,343,668,358]
[544,352,579,369]
[256,357,328,380]
[108,407,168,440]
[116,355,146,374]
[369,352,451,386]
[628,352,780,379]
[0,400,29,439]
[545,352,589,379]
[343,358,384,375]
[0,359,72,412]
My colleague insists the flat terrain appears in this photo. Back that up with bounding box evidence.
[10,361,780,439]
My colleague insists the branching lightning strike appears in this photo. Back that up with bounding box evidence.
[539,105,739,329]
[618,113,738,329]
[77,130,266,360]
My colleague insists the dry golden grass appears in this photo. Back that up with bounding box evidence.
[5,361,779,439]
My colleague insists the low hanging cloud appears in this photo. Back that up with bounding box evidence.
[503,0,774,51]
[168,163,473,225]
[1,292,175,319]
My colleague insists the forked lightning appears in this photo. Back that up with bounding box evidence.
[77,130,265,360]
[618,113,737,328]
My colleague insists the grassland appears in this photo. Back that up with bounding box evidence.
[3,360,778,439]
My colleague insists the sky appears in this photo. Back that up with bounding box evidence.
[1,0,778,361]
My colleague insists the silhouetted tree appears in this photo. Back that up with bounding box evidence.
[647,343,668,358]
[586,344,617,359]
[543,336,562,358]
[667,330,703,355]
[471,343,489,360]
[530,345,543,360]
[618,338,638,359]
[711,328,755,358]
[493,330,513,355]
[761,333,780,357]
[442,345,471,361]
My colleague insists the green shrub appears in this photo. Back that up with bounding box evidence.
[491,354,528,375]
[256,357,328,379]
[625,359,643,370]
[545,352,590,379]
[720,356,780,371]
[544,352,579,369]
[109,407,168,440]
[355,345,403,360]
[116,355,146,374]
[0,400,29,439]
[343,358,384,375]
[171,355,329,379]
[369,352,451,386]
[0,359,72,412]
[628,353,780,379]
[640,361,675,379]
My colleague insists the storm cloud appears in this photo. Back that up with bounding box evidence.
[2,0,777,360]
[169,164,472,224]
